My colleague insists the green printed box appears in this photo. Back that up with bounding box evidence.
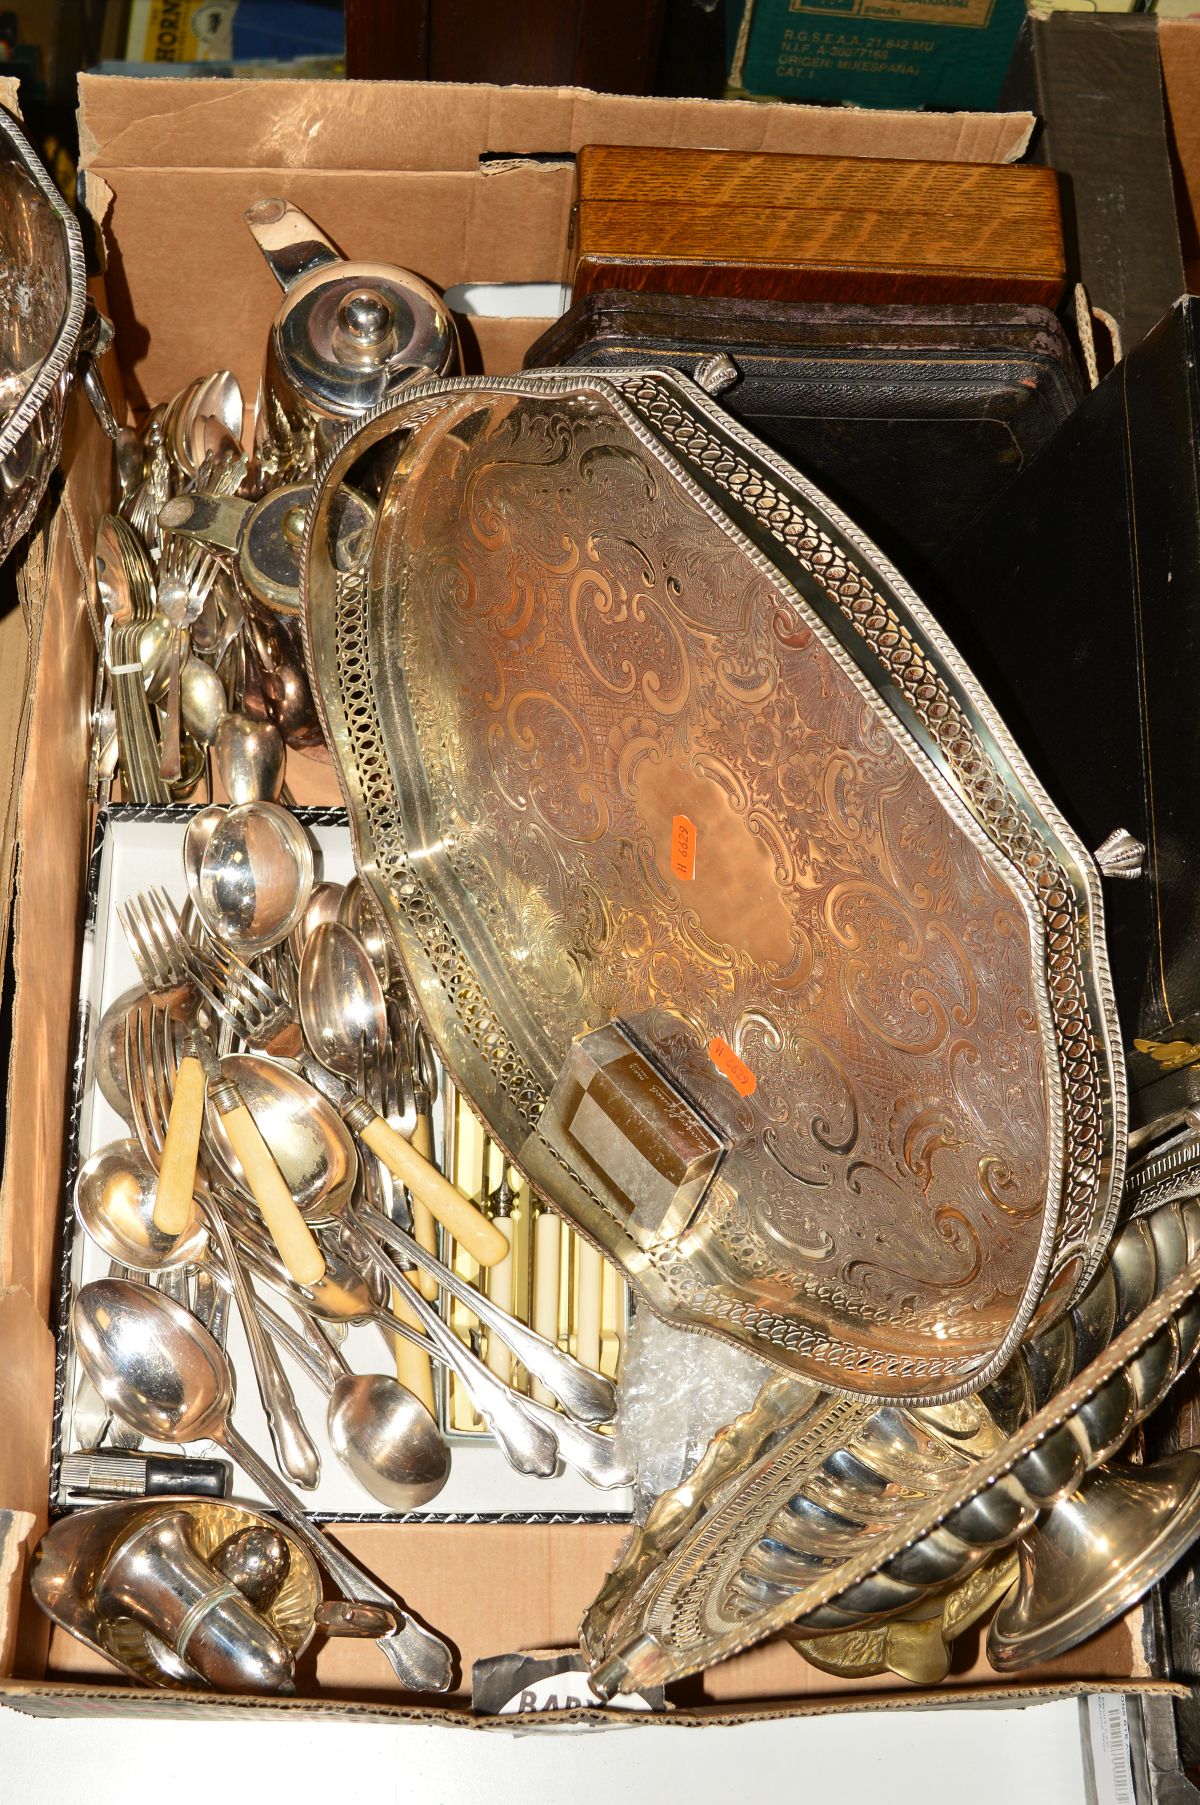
[728,0,1028,110]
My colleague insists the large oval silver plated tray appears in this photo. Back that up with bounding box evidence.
[0,106,88,563]
[304,368,1124,1403]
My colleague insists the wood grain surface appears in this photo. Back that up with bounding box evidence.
[578,145,1056,211]
[572,146,1064,306]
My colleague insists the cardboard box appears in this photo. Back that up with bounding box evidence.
[0,72,1185,1724]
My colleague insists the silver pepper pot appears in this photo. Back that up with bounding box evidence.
[95,1509,297,1694]
[245,197,459,482]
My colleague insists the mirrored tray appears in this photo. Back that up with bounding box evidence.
[304,367,1124,1404]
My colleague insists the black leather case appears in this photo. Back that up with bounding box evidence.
[933,296,1199,1091]
[524,291,1085,580]
[1002,13,1185,353]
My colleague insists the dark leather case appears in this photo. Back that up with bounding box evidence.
[1002,13,1185,353]
[932,296,1200,1090]
[524,291,1085,575]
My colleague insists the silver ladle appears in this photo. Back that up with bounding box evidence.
[72,1278,454,1693]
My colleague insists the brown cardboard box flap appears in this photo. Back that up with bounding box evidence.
[0,1676,1184,1726]
[77,74,1033,175]
[0,1510,37,1680]
[0,1289,56,1682]
[0,76,32,1046]
[76,74,1034,411]
[0,395,108,1319]
[1161,18,1200,286]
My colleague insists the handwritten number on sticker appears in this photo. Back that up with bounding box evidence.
[709,1036,756,1097]
[671,815,696,882]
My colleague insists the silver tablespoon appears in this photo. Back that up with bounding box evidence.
[228,1206,628,1487]
[338,877,391,987]
[196,799,313,956]
[188,370,245,472]
[74,1141,321,1490]
[179,656,228,747]
[250,1234,627,1487]
[288,881,345,966]
[297,920,386,1082]
[253,1295,450,1508]
[217,1187,558,1477]
[214,712,287,804]
[72,1278,454,1693]
[234,1220,631,1487]
[260,1292,628,1492]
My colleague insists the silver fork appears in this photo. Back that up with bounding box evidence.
[119,887,289,1044]
[119,883,327,1294]
[118,1002,193,1324]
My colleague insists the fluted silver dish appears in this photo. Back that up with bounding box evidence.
[585,1192,1200,1696]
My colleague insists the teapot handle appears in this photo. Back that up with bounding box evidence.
[244,198,341,294]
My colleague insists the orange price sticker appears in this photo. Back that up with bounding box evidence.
[671,814,697,882]
[708,1035,757,1098]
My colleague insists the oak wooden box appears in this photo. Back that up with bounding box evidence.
[571,145,1066,306]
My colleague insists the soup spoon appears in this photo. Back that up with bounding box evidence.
[252,1295,450,1508]
[74,1140,320,1490]
[195,800,313,957]
[226,1206,630,1488]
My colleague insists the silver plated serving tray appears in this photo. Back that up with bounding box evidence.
[304,367,1124,1404]
[0,105,89,563]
